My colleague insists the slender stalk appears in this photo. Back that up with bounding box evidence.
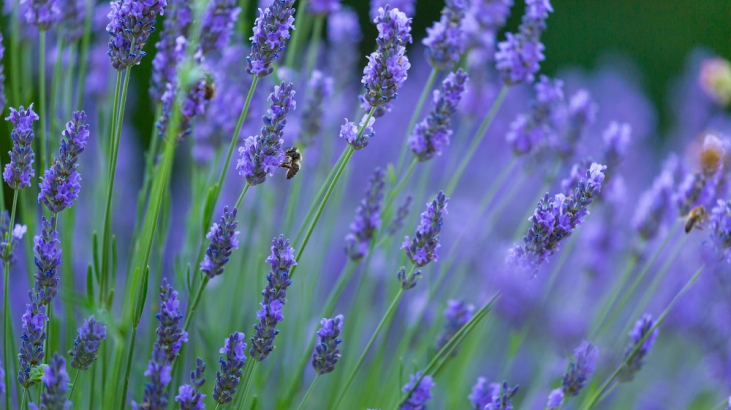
[445,85,509,195]
[21,388,27,410]
[383,157,418,216]
[296,375,320,410]
[239,361,258,408]
[395,68,438,174]
[118,325,139,410]
[69,369,81,401]
[236,184,251,209]
[305,16,324,77]
[183,276,210,333]
[39,31,48,174]
[283,0,310,68]
[3,190,18,410]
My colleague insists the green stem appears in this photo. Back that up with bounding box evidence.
[39,31,48,174]
[183,276,210,333]
[68,369,81,401]
[283,0,310,68]
[445,85,509,196]
[3,190,18,410]
[295,375,320,410]
[395,68,438,174]
[236,184,251,209]
[21,388,27,410]
[118,325,139,410]
[305,16,324,77]
[239,361,258,408]
[383,158,418,215]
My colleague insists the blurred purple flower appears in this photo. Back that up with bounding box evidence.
[299,70,334,147]
[387,195,413,236]
[150,0,191,100]
[506,75,563,156]
[399,372,435,410]
[435,299,474,353]
[369,0,415,19]
[345,168,385,260]
[312,314,344,374]
[21,0,60,30]
[633,155,678,241]
[618,314,658,382]
[308,0,340,15]
[0,34,5,114]
[708,199,731,264]
[495,0,552,84]
[546,388,563,409]
[485,381,519,410]
[39,354,71,410]
[199,0,240,57]
[423,0,467,71]
[328,7,362,90]
[58,0,86,41]
[463,0,513,55]
[0,211,26,266]
[602,121,632,172]
[562,340,598,396]
[469,377,499,409]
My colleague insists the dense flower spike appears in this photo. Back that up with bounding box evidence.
[495,0,553,84]
[4,105,38,190]
[247,0,295,77]
[250,235,296,361]
[328,7,362,89]
[508,163,606,271]
[39,354,71,410]
[201,206,240,278]
[485,381,519,410]
[409,69,468,161]
[136,349,173,410]
[344,168,385,260]
[0,34,5,115]
[369,0,415,19]
[0,211,26,266]
[312,315,343,374]
[58,0,86,41]
[106,0,166,71]
[155,278,188,363]
[618,314,658,382]
[463,0,513,53]
[506,75,564,156]
[555,89,597,159]
[214,332,247,404]
[340,115,376,150]
[237,82,296,185]
[21,0,60,30]
[602,122,632,171]
[33,216,62,306]
[179,78,211,140]
[387,195,413,236]
[299,70,334,147]
[38,111,90,213]
[633,155,678,240]
[562,341,598,396]
[435,300,474,352]
[361,6,413,109]
[423,0,467,71]
[149,0,191,100]
[68,316,107,371]
[399,373,435,410]
[308,0,340,15]
[18,292,48,389]
[708,199,731,263]
[199,0,241,57]
[175,358,206,410]
[402,191,449,267]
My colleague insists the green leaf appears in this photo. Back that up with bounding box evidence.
[87,264,94,305]
[127,267,140,323]
[29,364,49,383]
[201,185,217,234]
[387,163,397,185]
[92,231,100,283]
[134,266,150,325]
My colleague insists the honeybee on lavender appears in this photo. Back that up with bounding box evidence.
[685,205,708,233]
[280,146,302,179]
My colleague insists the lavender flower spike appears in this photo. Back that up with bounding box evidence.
[33,216,63,306]
[155,278,188,363]
[106,0,167,71]
[21,0,60,30]
[39,354,71,410]
[402,191,450,267]
[369,0,415,19]
[250,235,296,361]
[344,168,385,261]
[602,121,632,171]
[387,195,413,236]
[237,82,296,186]
[18,292,48,389]
[435,300,474,352]
[339,114,376,151]
[546,388,564,409]
[0,34,5,115]
[0,211,27,266]
[308,0,340,15]
[399,372,435,410]
[150,0,192,100]
[214,332,247,404]
[506,75,564,156]
[708,199,731,263]
[312,315,344,374]
[632,155,677,241]
[485,381,519,410]
[469,376,496,409]
[199,0,241,57]
[618,314,658,382]
[176,358,206,410]
[247,0,295,77]
[299,70,334,148]
[135,349,173,410]
[59,0,86,42]
[68,316,107,371]
[562,341,598,396]
[495,0,553,84]
[361,6,413,109]
[201,206,240,278]
[409,69,468,161]
[39,111,90,213]
[423,0,467,71]
[4,105,38,190]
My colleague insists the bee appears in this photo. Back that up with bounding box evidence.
[203,81,216,101]
[684,205,708,233]
[280,147,302,180]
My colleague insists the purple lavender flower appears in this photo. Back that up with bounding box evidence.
[508,163,606,271]
[178,78,211,140]
[409,69,468,161]
[237,82,296,185]
[485,381,519,410]
[308,0,340,15]
[199,0,241,57]
[328,7,362,90]
[402,191,449,267]
[0,211,26,266]
[38,111,90,213]
[602,122,632,172]
[58,0,86,41]
[495,0,553,84]
[247,0,295,77]
[312,314,343,374]
[339,114,376,150]
[0,34,6,115]
[106,0,166,71]
[136,349,173,410]
[21,0,60,30]
[344,168,385,260]
[155,278,188,363]
[469,377,498,409]
[708,199,731,263]
[546,388,563,409]
[633,156,678,241]
[435,299,474,352]
[150,0,191,100]
[399,372,435,410]
[557,89,597,159]
[397,266,422,290]
[18,292,48,388]
[387,195,413,236]
[299,70,334,147]
[201,206,240,278]
[175,358,206,410]
[214,332,246,404]
[4,105,38,190]
[562,340,598,396]
[361,6,412,109]
[33,216,63,306]
[369,0,414,19]
[250,235,296,361]
[68,316,107,371]
[423,0,467,71]
[618,314,658,382]
[0,361,4,396]
[506,75,563,156]
[39,354,71,410]
[463,0,513,54]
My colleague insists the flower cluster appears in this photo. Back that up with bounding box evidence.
[400,373,435,410]
[0,211,26,266]
[562,341,598,396]
[237,82,296,185]
[602,121,632,172]
[247,0,295,77]
[68,316,107,371]
[369,0,415,19]
[39,111,90,213]
[201,206,240,278]
[423,0,467,71]
[618,314,658,382]
[506,75,564,156]
[708,199,731,263]
[4,105,38,190]
[508,163,606,271]
[21,0,60,30]
[199,0,241,57]
[328,7,362,89]
[179,78,211,141]
[312,315,344,374]
[214,332,247,404]
[155,279,188,363]
[33,216,63,306]
[495,0,553,84]
[250,235,296,361]
[633,155,678,241]
[38,354,71,410]
[299,70,334,147]
[58,0,86,41]
[308,0,340,15]
[18,292,48,389]
[485,381,519,410]
[176,358,206,410]
[409,69,468,161]
[463,0,513,53]
[136,349,172,410]
[150,0,191,100]
[435,299,474,352]
[344,168,385,261]
[387,195,413,236]
[106,0,167,71]
[403,191,450,267]
[340,114,376,150]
